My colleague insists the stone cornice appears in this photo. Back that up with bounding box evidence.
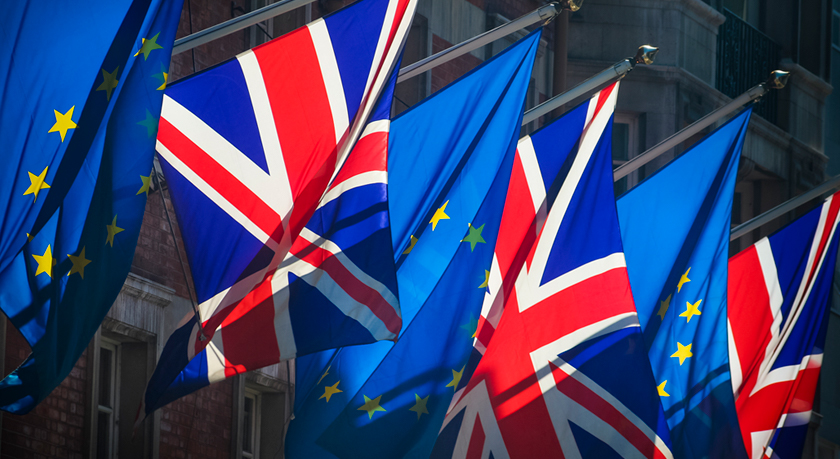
[120,272,175,308]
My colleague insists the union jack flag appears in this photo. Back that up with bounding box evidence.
[433,84,674,458]
[728,191,840,459]
[142,0,416,417]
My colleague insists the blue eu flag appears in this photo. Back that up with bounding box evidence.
[616,108,753,458]
[286,30,542,458]
[0,0,183,413]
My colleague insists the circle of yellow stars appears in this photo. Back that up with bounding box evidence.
[656,267,702,398]
[24,31,166,284]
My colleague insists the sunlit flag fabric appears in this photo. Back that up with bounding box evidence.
[728,191,840,459]
[433,84,674,458]
[455,86,618,403]
[286,30,542,459]
[141,0,417,417]
[0,0,182,413]
[616,108,753,459]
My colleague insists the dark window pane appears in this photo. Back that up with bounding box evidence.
[99,348,112,408]
[98,411,111,458]
[243,396,254,454]
[612,123,629,162]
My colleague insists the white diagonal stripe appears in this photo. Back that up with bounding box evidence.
[308,19,349,146]
[238,50,294,218]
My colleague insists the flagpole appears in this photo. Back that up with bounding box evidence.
[397,2,568,82]
[521,45,659,126]
[173,0,313,55]
[730,175,840,241]
[613,70,791,181]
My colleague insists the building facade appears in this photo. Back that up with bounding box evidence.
[1,0,837,457]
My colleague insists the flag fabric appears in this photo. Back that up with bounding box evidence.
[458,86,618,402]
[0,0,183,413]
[433,83,674,458]
[141,0,417,418]
[728,191,840,459]
[616,108,753,458]
[286,30,542,459]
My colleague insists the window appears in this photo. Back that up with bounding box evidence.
[88,327,154,459]
[235,366,293,459]
[612,113,643,196]
[242,390,261,459]
[97,340,118,459]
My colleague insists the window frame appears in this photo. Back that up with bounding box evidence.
[242,388,262,459]
[97,338,120,459]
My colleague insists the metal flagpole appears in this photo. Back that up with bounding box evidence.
[520,45,659,126]
[730,175,840,241]
[173,0,313,55]
[174,0,578,68]
[397,1,570,82]
[613,70,791,181]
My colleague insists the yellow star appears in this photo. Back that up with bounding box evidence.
[48,106,77,142]
[657,380,670,397]
[357,395,386,420]
[96,66,119,101]
[677,267,691,293]
[153,64,169,91]
[319,381,342,403]
[316,366,330,385]
[67,247,92,279]
[679,299,703,323]
[106,215,124,247]
[429,200,450,230]
[657,294,671,321]
[26,233,34,242]
[409,394,429,420]
[32,245,57,278]
[137,174,152,196]
[461,223,486,251]
[134,32,163,60]
[671,342,693,366]
[478,270,490,289]
[402,235,418,254]
[446,366,465,391]
[23,167,51,202]
[460,315,479,338]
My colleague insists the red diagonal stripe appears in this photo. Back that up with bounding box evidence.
[551,361,664,458]
[466,414,486,459]
[158,117,285,242]
[292,240,402,335]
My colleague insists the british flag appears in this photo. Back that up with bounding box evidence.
[453,85,620,403]
[433,84,674,458]
[728,191,840,459]
[142,0,416,416]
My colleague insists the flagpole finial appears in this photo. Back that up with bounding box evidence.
[633,45,659,65]
[767,70,791,90]
[557,0,583,12]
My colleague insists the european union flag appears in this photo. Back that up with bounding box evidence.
[286,30,542,458]
[0,0,182,413]
[616,108,753,458]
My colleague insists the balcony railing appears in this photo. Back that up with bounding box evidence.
[717,9,781,124]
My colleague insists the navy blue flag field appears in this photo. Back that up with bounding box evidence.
[141,0,418,420]
[616,108,753,458]
[729,191,840,459]
[286,30,542,459]
[0,0,183,413]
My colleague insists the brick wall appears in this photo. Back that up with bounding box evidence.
[2,324,86,459]
[159,380,233,459]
